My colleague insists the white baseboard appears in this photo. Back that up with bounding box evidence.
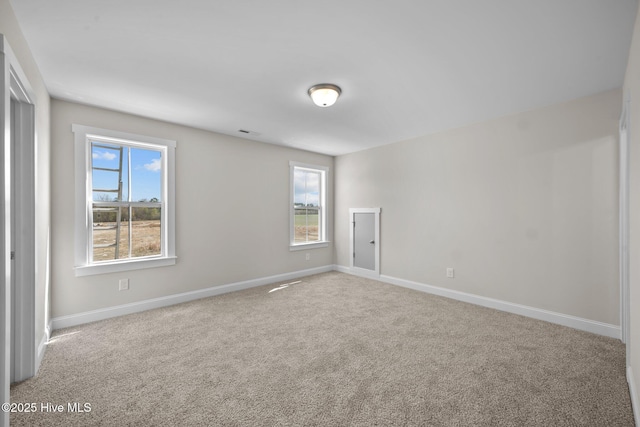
[629,367,640,427]
[334,264,380,279]
[35,321,52,372]
[335,266,620,339]
[52,265,334,330]
[334,265,350,274]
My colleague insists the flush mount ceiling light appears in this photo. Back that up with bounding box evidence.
[308,83,341,107]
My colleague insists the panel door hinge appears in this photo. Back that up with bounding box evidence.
[10,251,15,260]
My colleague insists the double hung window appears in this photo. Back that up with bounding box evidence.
[73,125,176,276]
[290,162,328,250]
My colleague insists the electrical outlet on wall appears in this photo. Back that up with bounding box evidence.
[305,253,311,261]
[446,268,454,278]
[119,278,129,291]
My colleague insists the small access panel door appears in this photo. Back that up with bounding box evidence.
[354,213,375,270]
[350,208,380,277]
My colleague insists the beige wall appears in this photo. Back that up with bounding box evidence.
[624,2,640,419]
[335,89,621,325]
[51,99,333,318]
[0,0,51,358]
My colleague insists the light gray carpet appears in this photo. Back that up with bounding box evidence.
[10,272,634,426]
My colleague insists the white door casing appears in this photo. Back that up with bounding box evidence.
[0,35,37,427]
[10,78,35,383]
[620,93,630,364]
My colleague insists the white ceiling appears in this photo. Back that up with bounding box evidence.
[10,0,638,156]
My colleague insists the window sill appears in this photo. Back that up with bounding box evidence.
[74,256,177,277]
[289,242,329,251]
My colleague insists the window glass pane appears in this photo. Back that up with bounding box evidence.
[92,205,162,261]
[294,169,320,207]
[90,143,164,261]
[92,206,125,262]
[92,170,120,201]
[91,142,128,201]
[130,148,162,202]
[294,207,320,243]
[130,207,162,258]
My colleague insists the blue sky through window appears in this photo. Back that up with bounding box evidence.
[91,142,162,202]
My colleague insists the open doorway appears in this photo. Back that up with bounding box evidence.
[1,36,37,426]
[9,73,36,383]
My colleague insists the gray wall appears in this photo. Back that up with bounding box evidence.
[51,99,333,318]
[335,89,621,325]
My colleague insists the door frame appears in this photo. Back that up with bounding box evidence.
[1,35,37,422]
[349,208,381,278]
[10,68,36,382]
[620,92,630,365]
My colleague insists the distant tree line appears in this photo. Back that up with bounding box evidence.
[93,198,161,223]
[294,203,319,215]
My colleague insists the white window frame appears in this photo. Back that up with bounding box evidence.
[289,161,328,251]
[73,124,176,276]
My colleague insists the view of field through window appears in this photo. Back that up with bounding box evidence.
[293,168,322,243]
[91,141,163,262]
[92,208,162,261]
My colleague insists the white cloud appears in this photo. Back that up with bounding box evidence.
[144,158,161,172]
[92,151,116,160]
[294,170,320,206]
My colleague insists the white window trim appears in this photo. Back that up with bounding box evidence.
[289,161,329,251]
[73,124,176,276]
